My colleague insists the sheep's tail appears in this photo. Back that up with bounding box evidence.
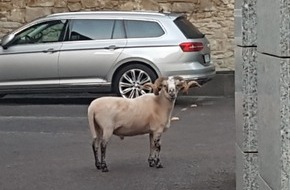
[88,106,97,139]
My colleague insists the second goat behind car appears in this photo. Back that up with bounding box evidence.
[87,76,201,172]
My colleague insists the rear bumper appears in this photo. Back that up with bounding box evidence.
[162,64,216,84]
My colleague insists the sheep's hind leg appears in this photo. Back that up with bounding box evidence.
[100,141,109,172]
[92,138,101,170]
[148,133,156,167]
[100,129,113,172]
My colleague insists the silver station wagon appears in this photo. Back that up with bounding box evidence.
[0,11,215,98]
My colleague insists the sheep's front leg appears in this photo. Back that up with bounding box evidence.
[148,133,163,168]
[148,133,155,167]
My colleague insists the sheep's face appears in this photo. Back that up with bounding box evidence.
[142,76,201,99]
[160,77,178,100]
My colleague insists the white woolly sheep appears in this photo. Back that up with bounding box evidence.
[87,76,201,172]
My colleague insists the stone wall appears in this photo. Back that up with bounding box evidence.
[0,0,234,70]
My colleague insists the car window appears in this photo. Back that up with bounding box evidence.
[69,19,118,41]
[174,17,204,39]
[112,20,125,39]
[125,20,164,38]
[12,20,67,45]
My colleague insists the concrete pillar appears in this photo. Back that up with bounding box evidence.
[235,0,259,189]
[257,0,290,189]
[236,0,290,189]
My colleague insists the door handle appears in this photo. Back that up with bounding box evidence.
[43,48,58,53]
[105,45,118,50]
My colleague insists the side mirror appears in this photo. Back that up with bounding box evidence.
[1,34,15,49]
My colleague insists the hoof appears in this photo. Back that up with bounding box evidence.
[102,167,109,172]
[95,162,102,170]
[156,163,163,168]
[148,159,155,167]
[101,163,109,172]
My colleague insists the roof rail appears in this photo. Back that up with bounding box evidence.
[46,10,170,18]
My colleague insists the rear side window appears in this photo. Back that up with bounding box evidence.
[174,17,204,39]
[125,20,164,38]
[69,19,125,41]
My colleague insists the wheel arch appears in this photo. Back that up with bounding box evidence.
[109,59,161,90]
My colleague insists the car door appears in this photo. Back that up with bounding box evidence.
[58,19,127,86]
[0,20,67,89]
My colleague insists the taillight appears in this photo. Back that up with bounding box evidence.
[179,42,204,52]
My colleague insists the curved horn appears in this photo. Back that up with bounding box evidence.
[153,76,168,95]
[154,76,168,86]
[173,76,185,82]
[182,80,202,94]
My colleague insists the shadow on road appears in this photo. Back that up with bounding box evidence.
[0,93,107,105]
[0,93,203,106]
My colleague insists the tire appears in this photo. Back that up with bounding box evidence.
[113,64,157,99]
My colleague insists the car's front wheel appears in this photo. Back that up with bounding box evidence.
[114,64,157,99]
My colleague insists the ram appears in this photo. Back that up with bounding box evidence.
[87,76,200,172]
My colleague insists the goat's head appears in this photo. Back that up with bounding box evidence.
[143,76,201,100]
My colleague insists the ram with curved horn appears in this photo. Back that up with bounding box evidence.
[87,76,201,172]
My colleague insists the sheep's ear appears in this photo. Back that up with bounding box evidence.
[142,83,159,95]
[174,76,187,91]
[154,76,168,90]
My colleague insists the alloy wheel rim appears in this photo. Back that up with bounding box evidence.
[119,69,152,99]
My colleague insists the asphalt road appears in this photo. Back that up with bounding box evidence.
[0,94,235,190]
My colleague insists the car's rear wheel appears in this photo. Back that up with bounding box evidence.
[114,64,157,99]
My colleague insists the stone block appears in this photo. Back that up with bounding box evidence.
[0,21,22,29]
[119,2,136,11]
[81,0,99,8]
[235,46,258,152]
[54,0,67,8]
[234,0,257,46]
[140,0,160,11]
[236,144,259,190]
[8,9,25,23]
[257,0,290,57]
[25,7,51,22]
[27,0,54,7]
[0,2,12,11]
[11,0,25,8]
[172,2,197,13]
[67,2,82,11]
[257,53,290,190]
